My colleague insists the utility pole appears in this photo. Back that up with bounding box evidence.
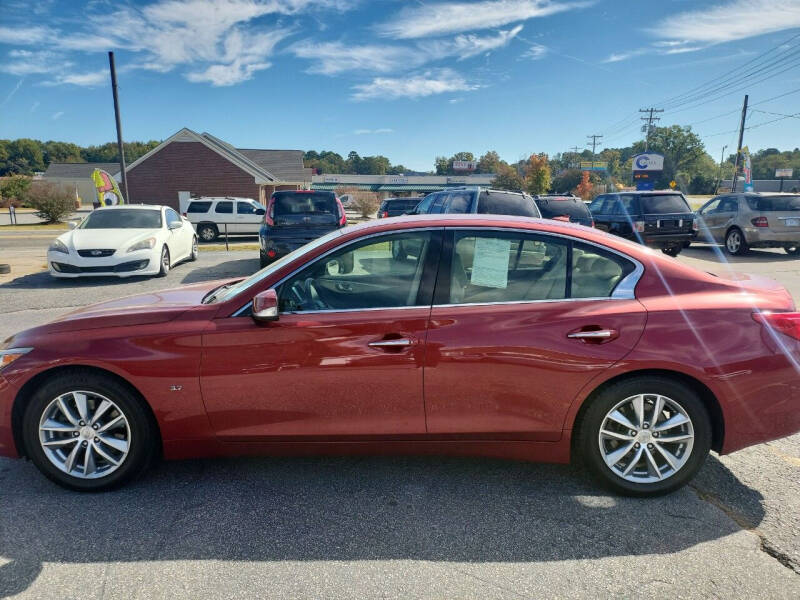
[569,145,581,168]
[714,145,727,195]
[639,107,663,151]
[108,51,129,203]
[587,135,602,171]
[731,94,749,192]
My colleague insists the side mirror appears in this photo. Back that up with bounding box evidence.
[252,289,279,322]
[255,208,266,215]
[68,221,78,230]
[169,221,182,230]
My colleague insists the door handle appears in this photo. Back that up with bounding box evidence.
[567,329,618,342]
[368,338,414,349]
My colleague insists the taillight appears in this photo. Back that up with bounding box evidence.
[265,197,275,226]
[335,197,347,227]
[752,312,800,340]
[633,220,645,232]
[590,218,595,228]
[382,211,389,218]
[267,249,277,258]
[751,216,768,228]
[692,219,698,231]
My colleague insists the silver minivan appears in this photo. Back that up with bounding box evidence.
[696,192,800,255]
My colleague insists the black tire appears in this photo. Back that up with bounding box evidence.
[259,250,270,269]
[157,246,170,277]
[21,370,157,491]
[576,376,712,497]
[197,224,218,242]
[784,245,800,256]
[661,246,681,257]
[189,236,198,261]
[682,241,692,249]
[725,227,748,255]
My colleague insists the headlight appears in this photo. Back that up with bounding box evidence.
[48,239,69,254]
[0,347,33,371]
[127,237,157,253]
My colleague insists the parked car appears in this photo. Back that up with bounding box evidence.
[534,195,594,227]
[696,192,800,256]
[378,197,423,218]
[47,205,197,278]
[589,191,697,256]
[185,197,266,242]
[7,214,800,495]
[411,187,541,217]
[259,190,347,267]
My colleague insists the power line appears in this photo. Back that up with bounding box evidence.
[587,134,603,156]
[639,108,664,150]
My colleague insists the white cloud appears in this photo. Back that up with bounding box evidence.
[351,68,480,101]
[51,111,64,120]
[419,25,523,60]
[186,59,272,86]
[603,48,649,63]
[377,0,590,39]
[353,128,394,134]
[43,71,109,87]
[650,0,800,44]
[0,25,53,44]
[521,43,548,60]
[0,49,66,76]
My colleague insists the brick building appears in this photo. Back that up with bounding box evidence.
[125,128,311,209]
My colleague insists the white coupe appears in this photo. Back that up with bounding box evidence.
[47,205,198,278]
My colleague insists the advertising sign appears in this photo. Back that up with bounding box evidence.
[452,160,477,171]
[631,153,664,171]
[580,161,608,172]
[776,168,794,178]
[387,175,408,184]
[447,176,467,184]
[323,176,339,183]
[742,146,753,192]
[91,168,125,208]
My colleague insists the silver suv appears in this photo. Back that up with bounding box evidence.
[696,192,800,255]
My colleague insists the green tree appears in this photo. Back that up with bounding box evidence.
[0,174,32,206]
[477,150,503,173]
[524,153,551,195]
[492,163,524,191]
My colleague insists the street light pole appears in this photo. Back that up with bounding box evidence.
[715,145,727,195]
[108,51,129,203]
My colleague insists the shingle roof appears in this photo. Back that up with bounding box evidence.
[237,149,310,183]
[43,162,121,178]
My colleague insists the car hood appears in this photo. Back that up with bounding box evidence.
[7,279,235,343]
[59,228,159,252]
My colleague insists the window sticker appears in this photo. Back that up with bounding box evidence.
[470,237,510,289]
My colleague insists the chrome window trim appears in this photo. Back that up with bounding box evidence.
[231,225,644,316]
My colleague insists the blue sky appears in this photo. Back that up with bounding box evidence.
[1,0,799,171]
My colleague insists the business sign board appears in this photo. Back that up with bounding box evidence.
[776,168,794,178]
[386,175,408,184]
[580,161,608,172]
[452,160,477,171]
[323,176,340,183]
[633,170,656,191]
[447,176,468,184]
[632,153,664,171]
[742,146,754,192]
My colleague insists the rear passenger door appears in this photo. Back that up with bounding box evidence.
[423,229,647,439]
[214,200,235,235]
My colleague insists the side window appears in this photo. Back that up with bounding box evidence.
[414,194,435,214]
[718,197,738,212]
[700,198,721,214]
[445,191,474,213]
[477,191,539,217]
[237,202,256,214]
[572,242,634,299]
[277,231,434,312]
[615,195,637,215]
[187,201,211,213]
[215,201,233,214]
[443,231,568,304]
[165,208,181,227]
[429,193,447,214]
[589,195,607,214]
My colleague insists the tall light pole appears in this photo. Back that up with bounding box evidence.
[108,51,129,202]
[715,145,727,195]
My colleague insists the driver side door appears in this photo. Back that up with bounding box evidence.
[199,229,443,439]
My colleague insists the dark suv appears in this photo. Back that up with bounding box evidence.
[411,187,541,217]
[259,190,347,267]
[534,195,594,227]
[378,197,423,218]
[589,191,697,256]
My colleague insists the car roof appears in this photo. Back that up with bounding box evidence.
[96,204,164,211]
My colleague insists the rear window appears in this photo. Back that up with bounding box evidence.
[746,195,800,211]
[273,192,337,216]
[477,191,540,217]
[187,201,211,213]
[640,194,690,214]
[536,198,591,219]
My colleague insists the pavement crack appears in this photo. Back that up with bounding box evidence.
[691,484,800,575]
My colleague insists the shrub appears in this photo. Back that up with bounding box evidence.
[27,182,75,223]
[353,194,380,218]
[0,174,32,208]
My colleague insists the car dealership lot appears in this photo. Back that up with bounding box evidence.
[0,243,798,598]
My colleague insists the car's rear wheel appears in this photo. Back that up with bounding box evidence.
[577,376,711,496]
[661,245,681,257]
[259,250,270,269]
[158,246,170,277]
[197,224,218,242]
[189,236,198,261]
[725,228,748,255]
[784,245,800,256]
[22,371,157,491]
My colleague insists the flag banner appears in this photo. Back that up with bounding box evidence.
[91,168,125,207]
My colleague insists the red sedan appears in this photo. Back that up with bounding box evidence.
[2,214,799,496]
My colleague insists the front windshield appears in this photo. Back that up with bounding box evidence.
[209,227,345,303]
[80,209,162,229]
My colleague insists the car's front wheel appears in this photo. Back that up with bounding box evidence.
[189,236,198,261]
[22,371,157,491]
[157,246,170,277]
[577,376,711,496]
[784,245,800,256]
[661,245,681,257]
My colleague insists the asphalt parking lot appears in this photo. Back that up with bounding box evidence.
[0,239,799,598]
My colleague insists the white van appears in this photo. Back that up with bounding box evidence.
[184,197,266,241]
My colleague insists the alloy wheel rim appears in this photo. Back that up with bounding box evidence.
[162,248,169,270]
[598,393,694,484]
[727,232,740,252]
[192,238,198,256]
[201,228,214,241]
[38,390,132,479]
